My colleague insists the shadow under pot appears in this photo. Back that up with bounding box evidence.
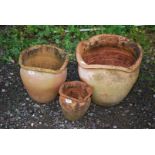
[59,81,93,121]
[19,45,68,103]
[76,34,143,106]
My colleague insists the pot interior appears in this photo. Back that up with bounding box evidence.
[22,46,66,70]
[61,82,90,100]
[82,44,138,68]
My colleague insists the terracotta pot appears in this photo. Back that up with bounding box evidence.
[59,81,93,121]
[76,34,143,106]
[19,45,68,103]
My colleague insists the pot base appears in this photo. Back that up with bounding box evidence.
[20,68,67,104]
[59,98,91,121]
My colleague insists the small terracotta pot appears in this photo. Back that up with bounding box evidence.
[59,81,93,121]
[76,34,143,106]
[19,45,68,103]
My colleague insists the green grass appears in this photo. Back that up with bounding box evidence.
[0,25,152,63]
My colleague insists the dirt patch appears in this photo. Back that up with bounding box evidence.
[83,46,135,67]
[0,60,155,129]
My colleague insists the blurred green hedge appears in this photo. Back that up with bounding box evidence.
[0,25,152,62]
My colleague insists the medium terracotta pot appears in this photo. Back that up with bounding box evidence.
[59,81,93,121]
[19,45,68,103]
[76,34,143,106]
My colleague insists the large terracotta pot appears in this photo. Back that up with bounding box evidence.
[59,81,93,121]
[19,45,68,103]
[76,34,143,106]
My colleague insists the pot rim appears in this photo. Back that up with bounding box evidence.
[76,34,143,73]
[59,81,93,102]
[19,44,69,74]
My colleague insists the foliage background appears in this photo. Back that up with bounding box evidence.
[0,25,154,63]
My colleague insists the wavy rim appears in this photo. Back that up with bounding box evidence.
[19,44,69,74]
[76,34,143,73]
[59,81,93,102]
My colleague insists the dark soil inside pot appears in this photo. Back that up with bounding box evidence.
[83,46,136,67]
[63,86,88,100]
[22,46,65,70]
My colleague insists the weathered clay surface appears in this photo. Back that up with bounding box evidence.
[83,47,135,67]
[22,46,65,70]
[19,45,68,103]
[59,81,92,121]
[76,34,143,106]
